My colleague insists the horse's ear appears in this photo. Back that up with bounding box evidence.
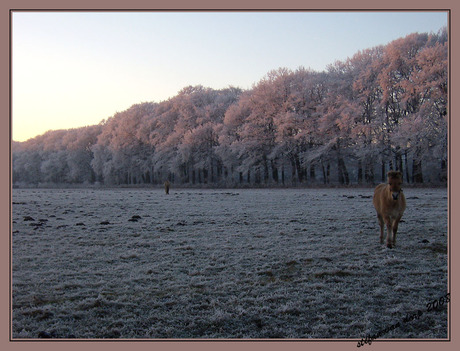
[387,171,403,180]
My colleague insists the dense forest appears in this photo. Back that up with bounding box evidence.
[12,29,448,187]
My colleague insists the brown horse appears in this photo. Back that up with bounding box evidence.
[373,171,406,248]
[164,180,170,195]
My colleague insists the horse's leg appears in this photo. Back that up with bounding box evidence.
[392,217,401,247]
[385,217,393,248]
[377,214,384,244]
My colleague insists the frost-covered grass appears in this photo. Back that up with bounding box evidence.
[12,188,448,339]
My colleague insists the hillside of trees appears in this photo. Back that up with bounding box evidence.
[12,29,448,187]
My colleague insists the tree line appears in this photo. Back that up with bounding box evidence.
[12,29,448,187]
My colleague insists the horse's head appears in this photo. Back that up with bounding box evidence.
[387,171,403,201]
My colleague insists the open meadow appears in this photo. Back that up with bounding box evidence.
[11,187,448,339]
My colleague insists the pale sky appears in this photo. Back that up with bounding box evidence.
[12,11,448,142]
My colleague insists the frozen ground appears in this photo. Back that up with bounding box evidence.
[12,187,448,339]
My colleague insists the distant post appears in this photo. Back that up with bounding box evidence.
[164,180,170,195]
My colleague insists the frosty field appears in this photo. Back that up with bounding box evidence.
[11,187,448,339]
